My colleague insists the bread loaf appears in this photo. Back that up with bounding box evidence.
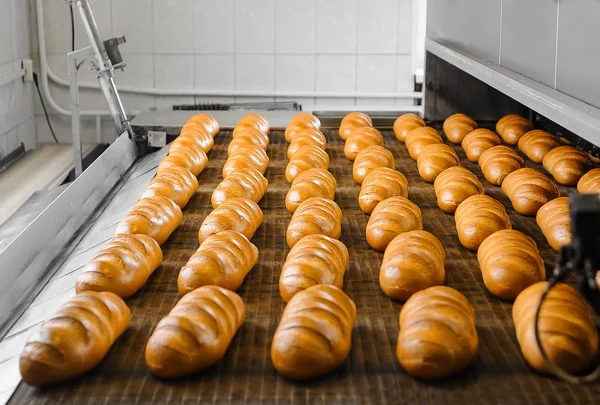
[352,145,395,184]
[235,113,270,134]
[536,197,571,251]
[542,145,591,186]
[285,168,337,213]
[285,145,330,183]
[20,291,130,386]
[287,128,326,159]
[417,143,460,183]
[443,113,478,144]
[198,197,263,243]
[344,127,384,161]
[211,167,268,208]
[380,230,445,301]
[178,230,258,295]
[496,114,531,144]
[183,113,219,136]
[271,284,356,380]
[114,196,183,245]
[478,230,545,299]
[366,196,423,252]
[228,129,269,154]
[433,166,484,214]
[512,282,598,374]
[501,168,559,216]
[455,194,511,250]
[397,286,478,379]
[577,168,600,193]
[461,128,501,163]
[517,130,560,164]
[157,144,208,177]
[285,113,321,143]
[286,197,343,248]
[478,145,525,186]
[393,113,425,143]
[222,144,269,178]
[145,285,245,378]
[171,127,214,154]
[279,234,349,302]
[140,166,198,208]
[358,167,408,214]
[405,127,443,160]
[76,234,162,298]
[339,112,372,141]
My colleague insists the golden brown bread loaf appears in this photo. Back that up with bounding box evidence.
[352,145,395,184]
[171,127,214,154]
[536,197,571,251]
[433,166,484,214]
[344,127,384,161]
[478,230,545,300]
[478,145,525,186]
[222,144,269,178]
[577,168,600,193]
[443,113,478,144]
[339,112,372,141]
[183,113,219,136]
[157,143,208,177]
[358,167,408,214]
[20,291,130,386]
[589,153,600,164]
[76,234,162,298]
[517,130,560,164]
[380,230,445,301]
[198,197,263,243]
[211,167,268,208]
[496,114,531,144]
[501,168,559,216]
[417,143,460,183]
[145,285,245,378]
[393,113,425,143]
[285,113,321,142]
[287,128,327,159]
[461,128,501,163]
[285,168,337,213]
[454,194,512,250]
[542,145,591,186]
[228,129,269,154]
[114,196,183,245]
[235,113,270,134]
[271,284,356,380]
[396,286,478,379]
[366,196,423,252]
[286,197,343,248]
[140,166,199,208]
[178,230,258,295]
[279,234,349,303]
[512,282,598,374]
[405,126,443,160]
[285,145,330,183]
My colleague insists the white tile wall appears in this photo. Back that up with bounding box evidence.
[275,0,316,54]
[316,0,358,54]
[235,0,275,54]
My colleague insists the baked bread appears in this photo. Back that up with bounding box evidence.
[140,166,198,208]
[228,129,269,154]
[285,113,321,143]
[417,143,460,183]
[279,234,349,302]
[577,168,600,193]
[157,143,208,177]
[358,167,408,214]
[496,114,531,144]
[455,194,512,250]
[478,145,525,186]
[20,291,130,386]
[76,234,162,298]
[433,166,484,214]
[211,167,268,208]
[396,286,478,379]
[478,230,545,299]
[461,128,501,163]
[178,230,258,295]
[171,127,214,154]
[542,145,591,186]
[145,285,245,378]
[286,197,343,248]
[183,113,219,136]
[366,196,423,252]
[285,168,337,213]
[271,284,356,380]
[114,196,183,245]
[517,130,560,163]
[198,197,263,243]
[443,113,478,144]
[393,113,425,143]
[344,127,384,161]
[339,112,372,141]
[536,197,571,251]
[285,145,330,183]
[501,168,559,216]
[352,145,395,184]
[380,230,445,301]
[512,282,598,374]
[235,113,270,134]
[222,144,269,178]
[405,127,443,160]
[287,128,327,159]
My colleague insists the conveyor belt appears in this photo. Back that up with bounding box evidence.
[8,129,600,405]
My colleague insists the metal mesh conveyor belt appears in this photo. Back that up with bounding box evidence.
[9,129,600,405]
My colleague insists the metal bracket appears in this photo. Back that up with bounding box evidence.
[147,131,167,148]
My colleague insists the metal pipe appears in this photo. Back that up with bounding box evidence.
[68,53,83,177]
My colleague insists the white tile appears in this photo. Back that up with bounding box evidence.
[275,55,315,91]
[0,0,13,64]
[154,55,194,89]
[194,0,234,54]
[0,134,7,158]
[112,0,154,54]
[316,0,358,54]
[235,55,275,91]
[115,54,154,87]
[6,128,18,152]
[356,55,397,92]
[17,117,36,150]
[315,97,355,106]
[153,0,194,54]
[156,96,194,110]
[234,96,275,103]
[195,55,235,90]
[357,0,398,54]
[275,96,315,107]
[234,0,275,54]
[355,98,396,106]
[1,62,13,76]
[396,55,413,90]
[119,93,156,111]
[35,115,100,145]
[11,0,30,59]
[315,55,356,92]
[275,0,316,54]
[397,0,413,54]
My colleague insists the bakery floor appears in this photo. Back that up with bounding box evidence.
[6,128,600,405]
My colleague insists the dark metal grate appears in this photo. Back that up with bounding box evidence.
[173,102,301,112]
